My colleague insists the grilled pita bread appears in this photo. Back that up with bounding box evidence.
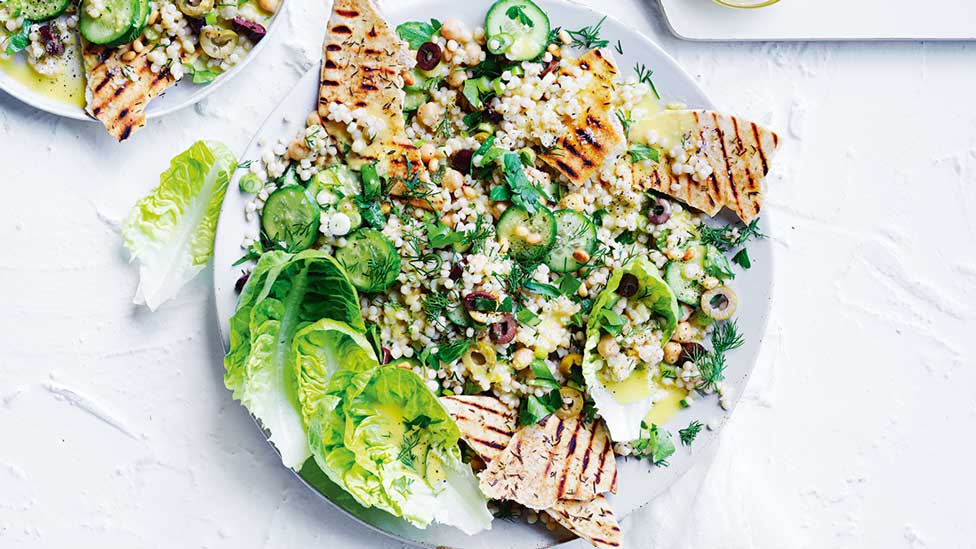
[316,0,443,209]
[540,49,623,185]
[440,396,622,549]
[632,110,780,223]
[82,42,179,141]
[478,413,617,509]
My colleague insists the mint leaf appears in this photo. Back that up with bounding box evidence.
[396,19,442,50]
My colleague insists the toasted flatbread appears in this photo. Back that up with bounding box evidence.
[440,395,517,462]
[478,414,617,509]
[540,49,623,185]
[82,42,178,141]
[633,110,780,223]
[440,396,622,548]
[316,0,443,209]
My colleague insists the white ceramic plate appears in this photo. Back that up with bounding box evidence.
[213,0,773,547]
[0,1,286,122]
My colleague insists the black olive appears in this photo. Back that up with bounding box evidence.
[232,17,267,42]
[540,58,559,77]
[648,198,672,225]
[39,25,64,56]
[450,149,474,175]
[449,261,464,280]
[464,291,496,312]
[381,347,392,365]
[483,105,503,123]
[416,42,441,71]
[679,342,706,364]
[616,273,639,297]
[489,313,517,344]
[234,272,250,293]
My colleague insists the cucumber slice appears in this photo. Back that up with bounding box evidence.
[116,0,150,45]
[497,205,556,262]
[336,228,401,293]
[79,0,139,45]
[545,209,597,273]
[484,0,550,61]
[336,197,363,231]
[261,186,320,252]
[21,0,71,21]
[665,261,702,306]
[404,89,427,112]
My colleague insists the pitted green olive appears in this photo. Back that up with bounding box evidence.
[200,27,238,59]
[461,340,496,379]
[555,387,584,419]
[177,0,213,17]
[701,286,738,320]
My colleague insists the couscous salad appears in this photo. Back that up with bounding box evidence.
[221,0,780,545]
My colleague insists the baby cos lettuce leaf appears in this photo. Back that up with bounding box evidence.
[294,319,491,534]
[583,256,680,441]
[122,140,237,311]
[224,250,364,469]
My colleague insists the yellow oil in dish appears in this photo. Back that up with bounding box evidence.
[0,47,86,108]
[629,94,684,151]
[600,367,689,426]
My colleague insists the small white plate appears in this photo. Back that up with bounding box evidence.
[213,0,774,546]
[0,1,286,122]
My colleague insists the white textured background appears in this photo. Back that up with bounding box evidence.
[2,1,975,548]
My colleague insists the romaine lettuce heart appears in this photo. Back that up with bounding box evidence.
[223,251,363,469]
[294,320,492,534]
[583,256,680,441]
[123,140,237,311]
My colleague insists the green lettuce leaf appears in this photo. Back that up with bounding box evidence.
[583,256,680,441]
[295,320,491,534]
[122,140,237,310]
[223,251,364,469]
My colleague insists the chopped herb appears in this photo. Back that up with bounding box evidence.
[691,320,744,393]
[679,421,704,446]
[699,219,764,252]
[627,143,660,164]
[565,16,609,50]
[515,306,541,326]
[395,19,442,50]
[614,39,623,54]
[501,152,548,213]
[632,421,675,467]
[422,293,453,324]
[528,360,560,390]
[732,248,752,269]
[593,308,626,336]
[518,389,561,425]
[633,63,660,99]
[524,280,561,298]
[397,430,422,470]
[615,109,633,136]
[497,296,514,313]
[4,20,31,55]
[556,274,581,296]
[435,339,471,366]
[404,414,442,430]
[505,5,534,27]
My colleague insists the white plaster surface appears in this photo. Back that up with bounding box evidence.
[1,1,975,548]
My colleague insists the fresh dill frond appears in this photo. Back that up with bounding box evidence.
[615,109,633,136]
[566,16,609,50]
[711,319,744,354]
[699,219,765,252]
[397,430,422,470]
[633,63,660,99]
[679,421,704,446]
[422,293,453,324]
[614,39,623,55]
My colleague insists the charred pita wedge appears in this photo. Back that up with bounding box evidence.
[540,49,624,185]
[317,0,443,210]
[632,110,780,223]
[440,396,622,549]
[82,42,179,141]
[478,413,617,509]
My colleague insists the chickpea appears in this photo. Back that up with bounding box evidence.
[287,139,310,161]
[461,185,477,199]
[577,283,588,298]
[442,168,464,191]
[147,4,159,25]
[562,192,584,211]
[441,213,456,227]
[428,158,440,172]
[258,0,279,12]
[447,68,467,88]
[419,143,437,163]
[440,18,472,43]
[597,334,619,358]
[511,347,535,370]
[463,42,483,66]
[663,342,683,365]
[121,50,137,62]
[132,38,145,53]
[416,101,444,129]
[673,321,696,343]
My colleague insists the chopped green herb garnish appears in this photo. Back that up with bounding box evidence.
[505,5,534,27]
[634,63,660,99]
[732,248,752,269]
[679,421,704,446]
[633,421,675,467]
[627,143,660,163]
[565,16,609,50]
[395,19,442,50]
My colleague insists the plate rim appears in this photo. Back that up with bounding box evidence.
[211,0,775,546]
[0,0,288,123]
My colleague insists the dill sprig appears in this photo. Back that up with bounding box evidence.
[397,430,422,470]
[566,16,609,50]
[633,63,660,99]
[698,219,764,252]
[422,293,453,324]
[679,421,704,446]
[615,109,633,136]
[691,320,745,393]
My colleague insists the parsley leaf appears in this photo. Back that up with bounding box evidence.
[633,421,675,466]
[519,389,561,425]
[505,5,534,27]
[528,360,560,390]
[679,421,704,446]
[395,19,442,50]
[732,248,752,269]
[5,21,31,55]
[501,152,547,213]
[627,143,660,163]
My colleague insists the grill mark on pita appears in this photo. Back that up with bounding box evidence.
[557,420,583,498]
[94,74,111,93]
[119,107,129,119]
[469,436,507,451]
[554,159,579,180]
[326,44,341,51]
[712,112,737,208]
[360,83,379,91]
[590,537,620,547]
[335,8,358,16]
[332,24,353,34]
[363,48,381,55]
[450,398,515,419]
[751,122,769,175]
[368,25,378,38]
[322,79,340,87]
[581,421,596,474]
[119,125,132,141]
[575,127,599,150]
[324,59,338,69]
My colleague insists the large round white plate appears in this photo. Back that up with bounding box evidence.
[213,0,773,547]
[0,1,286,122]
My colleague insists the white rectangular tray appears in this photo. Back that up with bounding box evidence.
[659,0,976,41]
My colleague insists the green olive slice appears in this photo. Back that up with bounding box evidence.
[177,0,214,18]
[200,27,237,59]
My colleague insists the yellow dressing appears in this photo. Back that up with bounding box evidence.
[601,366,688,426]
[629,94,685,151]
[645,384,688,426]
[0,48,86,108]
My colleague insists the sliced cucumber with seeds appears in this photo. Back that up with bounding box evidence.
[261,186,320,252]
[496,205,556,262]
[22,0,72,21]
[336,228,401,293]
[79,0,140,45]
[116,0,150,45]
[545,209,597,273]
[665,261,702,306]
[484,0,550,61]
